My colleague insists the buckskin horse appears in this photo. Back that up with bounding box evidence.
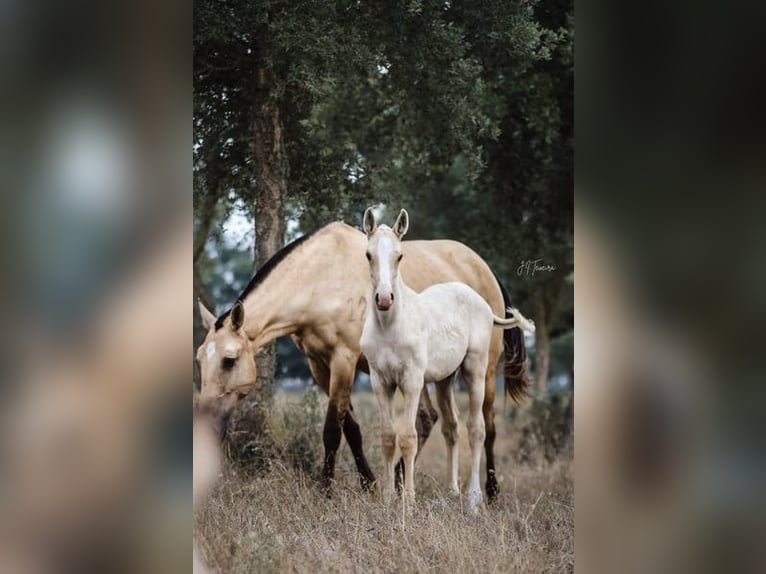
[360,208,535,510]
[196,219,528,500]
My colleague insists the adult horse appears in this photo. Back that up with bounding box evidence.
[196,221,528,500]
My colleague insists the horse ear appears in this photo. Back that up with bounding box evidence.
[393,209,409,238]
[363,207,377,236]
[198,299,216,330]
[230,301,245,331]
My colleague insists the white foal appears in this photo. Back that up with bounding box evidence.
[360,208,535,511]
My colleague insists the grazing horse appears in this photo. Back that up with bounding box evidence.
[196,220,529,498]
[360,208,535,510]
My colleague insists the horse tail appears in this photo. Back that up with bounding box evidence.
[493,307,536,333]
[494,276,531,404]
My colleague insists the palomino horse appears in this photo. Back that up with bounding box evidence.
[196,220,528,498]
[360,208,535,510]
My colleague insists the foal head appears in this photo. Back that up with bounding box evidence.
[363,207,409,312]
[196,300,258,432]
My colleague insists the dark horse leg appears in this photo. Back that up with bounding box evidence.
[317,354,374,495]
[342,405,376,490]
[394,385,439,492]
[484,363,499,502]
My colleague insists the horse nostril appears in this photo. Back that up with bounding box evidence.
[375,293,380,304]
[390,293,394,302]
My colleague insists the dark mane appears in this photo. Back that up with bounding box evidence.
[214,226,322,330]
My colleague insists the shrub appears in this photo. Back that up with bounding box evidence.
[514,390,573,464]
[223,390,324,476]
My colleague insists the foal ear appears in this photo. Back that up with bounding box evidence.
[393,209,409,238]
[198,299,217,330]
[363,207,377,236]
[230,301,245,331]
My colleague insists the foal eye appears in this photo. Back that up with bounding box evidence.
[365,252,372,261]
[221,357,237,370]
[397,253,403,261]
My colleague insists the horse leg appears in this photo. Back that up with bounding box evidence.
[370,370,396,503]
[399,373,424,504]
[435,376,460,495]
[463,351,488,512]
[309,357,375,491]
[484,361,499,502]
[342,406,376,491]
[320,354,355,496]
[395,385,438,493]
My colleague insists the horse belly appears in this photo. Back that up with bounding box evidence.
[419,286,476,382]
[424,324,468,382]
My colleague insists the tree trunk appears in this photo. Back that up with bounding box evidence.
[251,65,286,404]
[534,293,550,396]
[193,192,218,391]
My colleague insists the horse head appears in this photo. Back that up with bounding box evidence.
[196,299,257,435]
[363,207,409,312]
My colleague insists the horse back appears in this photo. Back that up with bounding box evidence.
[402,239,504,316]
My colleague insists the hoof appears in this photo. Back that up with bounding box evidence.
[360,475,376,492]
[486,470,499,502]
[320,477,334,498]
[468,489,483,513]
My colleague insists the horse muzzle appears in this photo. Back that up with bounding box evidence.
[375,292,393,311]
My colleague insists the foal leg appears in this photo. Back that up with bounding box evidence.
[434,376,460,495]
[463,351,488,512]
[395,385,438,492]
[399,374,424,504]
[370,370,396,503]
[310,357,375,491]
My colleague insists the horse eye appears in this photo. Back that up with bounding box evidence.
[365,252,372,261]
[397,253,403,261]
[221,357,237,370]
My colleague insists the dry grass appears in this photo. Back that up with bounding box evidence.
[196,390,573,573]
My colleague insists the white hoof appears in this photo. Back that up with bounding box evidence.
[468,488,483,512]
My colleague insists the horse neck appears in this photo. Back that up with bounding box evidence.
[241,258,309,348]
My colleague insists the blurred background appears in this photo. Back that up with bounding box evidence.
[577,0,766,572]
[0,0,190,572]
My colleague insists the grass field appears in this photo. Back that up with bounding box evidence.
[195,390,573,573]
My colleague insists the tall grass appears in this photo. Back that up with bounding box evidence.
[196,390,573,573]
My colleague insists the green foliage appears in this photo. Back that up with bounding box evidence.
[194,0,557,219]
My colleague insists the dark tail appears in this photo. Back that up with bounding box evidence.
[495,276,530,404]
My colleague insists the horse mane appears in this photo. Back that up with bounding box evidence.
[214,225,323,330]
[494,275,531,403]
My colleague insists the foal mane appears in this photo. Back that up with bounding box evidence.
[214,225,324,330]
